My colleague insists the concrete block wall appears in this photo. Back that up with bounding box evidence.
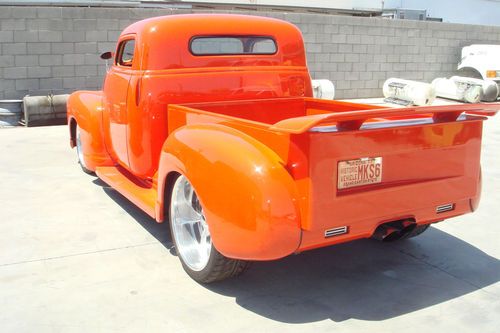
[296,14,500,98]
[1,5,500,100]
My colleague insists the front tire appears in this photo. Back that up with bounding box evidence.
[169,175,249,283]
[75,125,95,175]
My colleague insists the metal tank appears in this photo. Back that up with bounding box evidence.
[450,76,499,102]
[432,77,487,103]
[382,78,435,106]
[312,79,335,100]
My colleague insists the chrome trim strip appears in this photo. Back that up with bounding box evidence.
[310,114,467,133]
[311,125,338,133]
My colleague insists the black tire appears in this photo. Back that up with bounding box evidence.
[178,246,250,284]
[75,125,95,175]
[169,175,249,283]
[400,224,430,240]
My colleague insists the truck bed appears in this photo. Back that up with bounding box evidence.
[168,97,498,252]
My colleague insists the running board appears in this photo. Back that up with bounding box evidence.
[96,166,157,219]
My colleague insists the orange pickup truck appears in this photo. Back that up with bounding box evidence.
[67,14,498,283]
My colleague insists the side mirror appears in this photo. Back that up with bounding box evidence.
[100,51,113,60]
[100,52,113,72]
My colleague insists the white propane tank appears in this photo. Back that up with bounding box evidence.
[382,78,435,106]
[312,79,335,100]
[431,77,482,103]
[450,76,499,102]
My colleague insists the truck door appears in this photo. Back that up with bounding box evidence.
[102,36,136,167]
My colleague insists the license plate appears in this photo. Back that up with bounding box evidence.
[337,157,382,189]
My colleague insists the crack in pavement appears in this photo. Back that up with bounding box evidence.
[0,241,166,268]
[389,243,499,297]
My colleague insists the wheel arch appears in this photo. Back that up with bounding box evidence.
[158,170,181,223]
[457,66,484,79]
[457,55,487,79]
[69,117,77,148]
[156,124,302,261]
[66,90,113,171]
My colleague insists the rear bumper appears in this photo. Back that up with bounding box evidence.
[297,197,474,252]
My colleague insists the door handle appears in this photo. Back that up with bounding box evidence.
[135,76,142,106]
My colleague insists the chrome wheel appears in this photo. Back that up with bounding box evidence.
[170,175,212,272]
[75,126,88,170]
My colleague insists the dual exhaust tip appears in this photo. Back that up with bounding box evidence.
[372,203,454,241]
[372,219,417,242]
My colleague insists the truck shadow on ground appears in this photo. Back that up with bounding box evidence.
[209,233,500,323]
[98,181,499,323]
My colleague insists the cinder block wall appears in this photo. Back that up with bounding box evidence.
[1,5,500,100]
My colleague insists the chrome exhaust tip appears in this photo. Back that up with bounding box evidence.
[372,219,416,242]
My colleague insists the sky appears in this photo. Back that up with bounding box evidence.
[384,0,500,26]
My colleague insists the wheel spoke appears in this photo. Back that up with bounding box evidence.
[176,217,201,226]
[185,203,202,220]
[188,221,198,241]
[170,175,212,272]
[200,225,210,243]
[185,184,194,206]
[174,200,201,222]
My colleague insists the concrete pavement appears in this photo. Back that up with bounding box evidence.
[0,114,499,332]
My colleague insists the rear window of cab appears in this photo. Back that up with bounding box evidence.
[190,36,277,56]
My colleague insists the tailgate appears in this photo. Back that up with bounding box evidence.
[273,103,498,251]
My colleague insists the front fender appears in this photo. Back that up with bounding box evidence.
[67,91,112,171]
[157,124,302,261]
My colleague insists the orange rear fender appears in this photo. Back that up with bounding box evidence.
[157,124,302,260]
[67,91,113,171]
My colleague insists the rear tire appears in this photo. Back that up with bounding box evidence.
[75,125,95,175]
[169,175,249,283]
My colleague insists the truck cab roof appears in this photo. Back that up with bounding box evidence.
[120,14,308,70]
